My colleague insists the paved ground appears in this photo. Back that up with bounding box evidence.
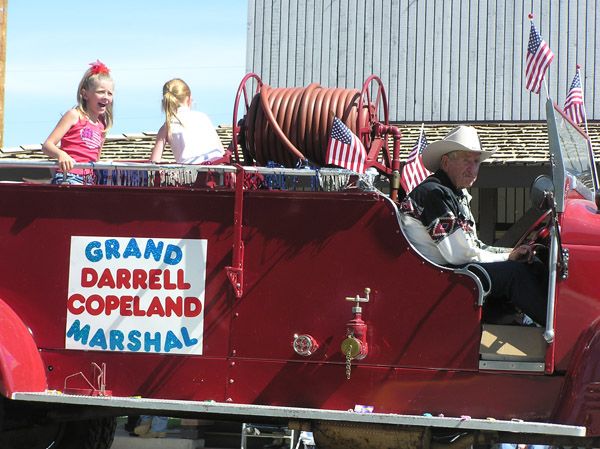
[110,426,206,449]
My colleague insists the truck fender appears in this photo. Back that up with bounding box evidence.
[0,298,47,398]
[553,317,600,434]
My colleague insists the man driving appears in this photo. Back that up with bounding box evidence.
[400,125,547,325]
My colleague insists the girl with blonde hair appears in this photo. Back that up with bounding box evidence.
[150,78,224,164]
[42,60,114,184]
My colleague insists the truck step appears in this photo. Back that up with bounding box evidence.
[479,324,546,371]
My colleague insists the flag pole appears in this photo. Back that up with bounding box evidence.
[578,65,590,136]
[417,122,425,145]
[543,78,550,100]
[577,64,599,189]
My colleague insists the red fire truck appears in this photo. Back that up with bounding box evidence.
[0,75,598,448]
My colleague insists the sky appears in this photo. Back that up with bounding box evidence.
[3,0,247,148]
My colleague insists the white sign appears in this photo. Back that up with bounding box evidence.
[65,236,207,355]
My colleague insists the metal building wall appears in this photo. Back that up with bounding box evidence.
[246,0,600,122]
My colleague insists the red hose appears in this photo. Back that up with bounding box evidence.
[244,83,362,167]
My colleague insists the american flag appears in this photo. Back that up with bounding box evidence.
[326,117,366,173]
[401,131,431,193]
[564,69,585,125]
[525,21,554,94]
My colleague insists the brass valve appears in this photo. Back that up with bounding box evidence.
[341,288,371,379]
[341,335,363,360]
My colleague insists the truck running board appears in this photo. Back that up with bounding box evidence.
[11,391,585,437]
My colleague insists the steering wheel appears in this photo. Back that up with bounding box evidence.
[515,209,553,248]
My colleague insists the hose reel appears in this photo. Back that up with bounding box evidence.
[231,73,401,196]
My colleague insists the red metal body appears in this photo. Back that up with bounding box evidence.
[0,180,581,425]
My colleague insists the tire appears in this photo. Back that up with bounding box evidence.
[0,417,116,449]
[54,417,117,449]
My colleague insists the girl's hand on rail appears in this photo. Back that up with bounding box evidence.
[57,150,75,173]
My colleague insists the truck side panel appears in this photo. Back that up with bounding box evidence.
[0,185,234,400]
[0,183,567,422]
[231,192,481,369]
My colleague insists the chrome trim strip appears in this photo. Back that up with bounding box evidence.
[479,360,545,372]
[544,227,559,343]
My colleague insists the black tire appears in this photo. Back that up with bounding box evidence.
[0,417,116,449]
[54,417,117,449]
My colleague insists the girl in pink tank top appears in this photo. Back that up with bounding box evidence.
[42,60,114,184]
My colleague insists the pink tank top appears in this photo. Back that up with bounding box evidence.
[60,116,105,174]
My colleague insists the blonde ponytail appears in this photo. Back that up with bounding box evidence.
[161,79,191,140]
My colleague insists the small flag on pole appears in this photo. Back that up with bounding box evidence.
[525,14,554,94]
[564,66,585,125]
[401,130,431,194]
[326,117,367,173]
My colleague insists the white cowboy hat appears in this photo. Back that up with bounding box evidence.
[422,125,496,172]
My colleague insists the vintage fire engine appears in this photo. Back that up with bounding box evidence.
[0,74,598,449]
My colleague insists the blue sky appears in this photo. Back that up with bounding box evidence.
[3,1,247,147]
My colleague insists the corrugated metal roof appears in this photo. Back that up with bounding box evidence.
[1,122,598,165]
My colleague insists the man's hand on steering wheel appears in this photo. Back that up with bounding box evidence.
[509,244,534,263]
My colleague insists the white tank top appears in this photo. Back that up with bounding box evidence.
[168,106,224,164]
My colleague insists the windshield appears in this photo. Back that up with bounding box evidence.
[546,101,597,210]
